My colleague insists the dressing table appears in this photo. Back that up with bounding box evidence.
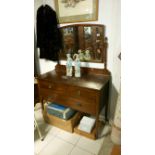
[37,24,111,139]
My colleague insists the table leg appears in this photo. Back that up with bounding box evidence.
[39,96,44,112]
[95,114,99,139]
[105,101,108,122]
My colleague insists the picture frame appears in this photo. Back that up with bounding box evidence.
[55,0,98,24]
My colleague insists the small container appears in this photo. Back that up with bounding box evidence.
[66,53,73,77]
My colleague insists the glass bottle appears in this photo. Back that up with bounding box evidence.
[66,54,73,76]
[74,54,81,78]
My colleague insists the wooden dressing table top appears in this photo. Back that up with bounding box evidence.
[37,69,110,91]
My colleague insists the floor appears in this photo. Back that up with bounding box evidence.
[34,104,115,155]
[110,145,121,155]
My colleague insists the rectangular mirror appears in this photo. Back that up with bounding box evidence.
[59,24,107,64]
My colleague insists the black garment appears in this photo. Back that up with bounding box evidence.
[37,5,62,61]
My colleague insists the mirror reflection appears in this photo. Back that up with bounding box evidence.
[63,27,74,54]
[84,26,92,61]
[59,25,105,63]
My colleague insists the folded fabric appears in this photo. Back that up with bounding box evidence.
[80,116,96,126]
[78,116,96,133]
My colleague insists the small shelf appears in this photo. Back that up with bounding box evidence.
[43,104,104,140]
[74,125,96,140]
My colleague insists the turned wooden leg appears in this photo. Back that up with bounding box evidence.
[105,81,110,122]
[39,96,44,112]
[105,101,108,122]
[95,114,99,139]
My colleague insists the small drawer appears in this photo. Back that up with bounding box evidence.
[39,88,58,100]
[39,81,55,89]
[68,87,97,103]
[43,110,82,133]
[39,81,68,94]
[57,97,97,115]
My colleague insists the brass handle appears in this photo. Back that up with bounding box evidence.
[48,84,52,89]
[75,102,82,107]
[48,96,53,100]
[77,90,81,96]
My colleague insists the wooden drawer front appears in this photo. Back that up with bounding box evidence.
[39,88,73,103]
[68,87,97,103]
[47,96,97,115]
[38,81,98,114]
[39,89,97,115]
[63,97,97,115]
[39,81,68,94]
[39,88,58,100]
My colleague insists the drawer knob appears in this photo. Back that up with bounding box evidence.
[75,102,82,107]
[48,96,53,100]
[48,84,52,89]
[77,90,81,96]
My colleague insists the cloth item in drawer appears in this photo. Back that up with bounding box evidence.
[78,116,96,133]
[47,102,76,120]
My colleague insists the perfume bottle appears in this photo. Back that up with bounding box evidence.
[74,54,81,78]
[66,54,73,76]
[84,50,91,61]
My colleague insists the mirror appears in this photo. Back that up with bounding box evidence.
[83,27,92,61]
[59,24,107,64]
[60,26,78,59]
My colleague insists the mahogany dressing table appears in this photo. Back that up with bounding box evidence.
[37,24,111,139]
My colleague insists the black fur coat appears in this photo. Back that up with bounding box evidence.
[37,5,62,61]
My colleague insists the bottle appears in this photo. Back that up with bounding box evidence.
[78,49,84,61]
[74,54,81,78]
[84,49,91,61]
[66,54,73,76]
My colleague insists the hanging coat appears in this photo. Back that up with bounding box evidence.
[36,5,63,61]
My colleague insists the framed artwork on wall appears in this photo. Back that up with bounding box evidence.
[55,0,99,24]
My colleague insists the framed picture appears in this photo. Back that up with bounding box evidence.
[55,0,98,23]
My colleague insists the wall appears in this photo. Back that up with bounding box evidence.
[34,0,121,120]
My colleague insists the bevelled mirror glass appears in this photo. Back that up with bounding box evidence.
[59,24,106,64]
[59,26,78,59]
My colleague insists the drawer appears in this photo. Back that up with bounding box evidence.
[51,96,97,115]
[68,87,97,103]
[39,81,55,89]
[39,88,73,103]
[39,90,97,115]
[38,81,68,94]
[38,81,98,114]
[43,111,82,133]
[39,88,58,100]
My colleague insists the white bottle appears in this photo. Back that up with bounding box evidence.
[66,54,73,76]
[84,50,91,61]
[78,49,84,61]
[74,54,81,78]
